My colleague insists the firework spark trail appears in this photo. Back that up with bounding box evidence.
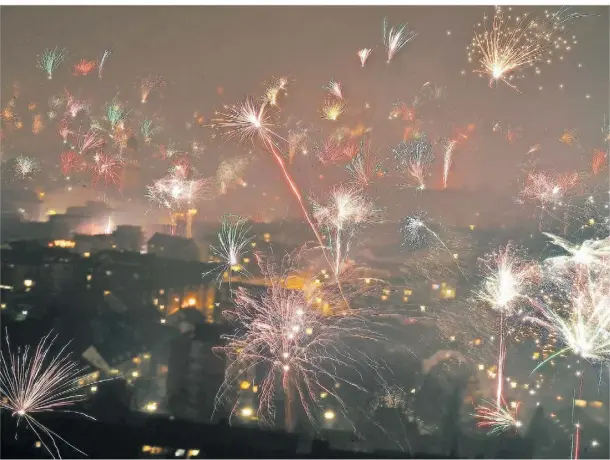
[204,215,254,285]
[312,185,378,280]
[0,332,96,458]
[14,155,40,178]
[66,98,90,119]
[214,250,383,428]
[98,50,111,79]
[473,399,522,434]
[392,135,435,190]
[345,135,385,188]
[323,80,343,100]
[37,47,67,80]
[383,17,417,64]
[442,139,457,189]
[570,374,584,460]
[358,48,373,67]
[138,75,166,104]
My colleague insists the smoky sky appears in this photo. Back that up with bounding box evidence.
[1,6,608,225]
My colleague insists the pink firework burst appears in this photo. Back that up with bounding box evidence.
[358,48,372,67]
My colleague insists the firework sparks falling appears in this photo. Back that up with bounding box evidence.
[214,251,382,428]
[392,134,435,190]
[37,47,67,80]
[383,17,417,64]
[14,155,40,178]
[140,119,162,145]
[323,80,344,100]
[98,49,111,79]
[473,399,522,434]
[138,74,166,104]
[345,135,384,187]
[73,59,96,76]
[205,215,254,285]
[65,97,90,119]
[0,332,95,458]
[358,48,373,67]
[320,99,346,122]
[312,185,378,277]
[32,114,44,135]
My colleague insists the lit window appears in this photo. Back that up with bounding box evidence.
[590,401,603,408]
[23,279,34,288]
[175,449,186,457]
[240,381,251,390]
[142,445,152,453]
[187,450,200,458]
[241,407,253,417]
[83,252,90,258]
[90,386,98,393]
[144,401,158,412]
[1,304,5,310]
[574,399,587,408]
[324,410,335,420]
[86,274,92,281]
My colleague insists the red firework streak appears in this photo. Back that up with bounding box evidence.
[58,118,71,143]
[571,374,584,460]
[73,59,97,76]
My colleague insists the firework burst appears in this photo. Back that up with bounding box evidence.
[323,80,344,100]
[58,118,72,144]
[14,155,40,178]
[383,17,417,64]
[138,74,166,104]
[264,77,289,107]
[90,152,122,188]
[320,99,346,121]
[467,7,577,92]
[73,59,96,76]
[37,47,67,80]
[392,134,435,190]
[60,150,85,176]
[105,97,131,131]
[441,138,458,189]
[214,251,382,428]
[140,119,162,145]
[77,129,105,155]
[357,48,373,67]
[204,215,255,285]
[473,399,522,434]
[312,185,378,278]
[0,332,95,458]
[345,135,385,188]
[216,156,249,195]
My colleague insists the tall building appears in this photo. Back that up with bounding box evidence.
[166,323,231,422]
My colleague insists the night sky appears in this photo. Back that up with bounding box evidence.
[1,5,608,227]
